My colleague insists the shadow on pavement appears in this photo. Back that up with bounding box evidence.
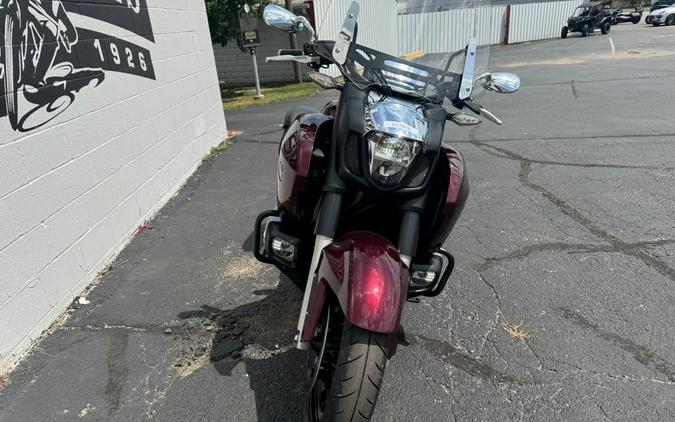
[177,272,306,421]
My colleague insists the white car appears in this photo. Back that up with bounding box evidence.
[648,5,675,25]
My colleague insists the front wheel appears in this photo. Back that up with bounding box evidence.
[325,323,387,421]
[581,24,590,37]
[17,93,74,132]
[3,11,22,131]
[307,307,388,422]
[666,15,675,26]
[561,26,568,38]
[601,22,611,34]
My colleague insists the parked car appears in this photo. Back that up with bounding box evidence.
[650,5,675,25]
[651,0,673,11]
[646,1,674,23]
[611,8,643,24]
[562,1,614,38]
[647,4,675,25]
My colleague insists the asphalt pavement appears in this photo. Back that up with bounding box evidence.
[1,23,674,422]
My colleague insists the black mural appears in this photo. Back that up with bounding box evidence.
[0,0,156,133]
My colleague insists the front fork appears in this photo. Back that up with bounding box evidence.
[295,192,421,349]
[295,233,332,349]
[295,192,341,349]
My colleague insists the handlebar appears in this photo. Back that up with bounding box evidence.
[277,49,303,56]
[266,42,332,67]
[266,54,319,64]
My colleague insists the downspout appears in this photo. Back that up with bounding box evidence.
[504,4,511,45]
[306,0,317,34]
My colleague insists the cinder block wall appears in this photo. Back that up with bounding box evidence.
[0,0,226,370]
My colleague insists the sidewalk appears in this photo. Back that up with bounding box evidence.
[0,113,313,420]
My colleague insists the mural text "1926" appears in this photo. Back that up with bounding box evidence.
[94,38,151,75]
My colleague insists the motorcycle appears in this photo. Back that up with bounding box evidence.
[253,2,520,420]
[612,8,643,24]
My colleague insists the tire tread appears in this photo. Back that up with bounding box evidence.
[323,323,388,421]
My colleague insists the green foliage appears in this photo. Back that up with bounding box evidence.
[205,0,273,48]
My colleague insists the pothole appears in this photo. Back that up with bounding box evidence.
[168,283,302,377]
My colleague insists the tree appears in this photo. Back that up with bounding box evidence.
[205,0,273,48]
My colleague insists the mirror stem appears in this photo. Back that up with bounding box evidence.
[298,16,316,41]
[474,73,491,84]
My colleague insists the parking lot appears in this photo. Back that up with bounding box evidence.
[1,21,674,422]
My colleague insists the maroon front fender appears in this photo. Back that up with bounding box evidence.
[302,232,408,355]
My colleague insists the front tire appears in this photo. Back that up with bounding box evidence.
[666,15,675,26]
[601,22,611,34]
[307,307,388,422]
[324,323,387,421]
[561,26,568,38]
[3,11,22,131]
[581,24,590,37]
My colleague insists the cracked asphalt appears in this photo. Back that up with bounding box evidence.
[1,23,674,422]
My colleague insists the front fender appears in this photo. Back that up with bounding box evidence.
[301,232,408,353]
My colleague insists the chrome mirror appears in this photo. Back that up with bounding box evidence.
[307,72,342,90]
[263,5,303,33]
[483,72,521,94]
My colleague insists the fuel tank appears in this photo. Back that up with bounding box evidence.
[277,111,333,217]
[429,145,470,248]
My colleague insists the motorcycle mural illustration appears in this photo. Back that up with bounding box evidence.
[0,0,157,133]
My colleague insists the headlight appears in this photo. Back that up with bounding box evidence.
[367,131,422,185]
[363,93,427,185]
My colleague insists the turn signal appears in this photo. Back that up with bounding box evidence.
[271,237,296,261]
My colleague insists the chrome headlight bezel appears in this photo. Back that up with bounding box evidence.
[366,131,423,185]
[363,93,428,186]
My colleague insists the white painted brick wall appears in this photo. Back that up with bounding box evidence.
[0,0,226,371]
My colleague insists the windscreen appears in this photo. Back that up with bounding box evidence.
[574,6,591,16]
[315,0,496,103]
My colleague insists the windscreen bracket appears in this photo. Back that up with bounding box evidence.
[332,1,360,65]
[458,38,477,101]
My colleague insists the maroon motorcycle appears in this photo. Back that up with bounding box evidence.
[254,2,520,420]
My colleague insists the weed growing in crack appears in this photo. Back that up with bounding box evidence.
[500,318,530,341]
[202,135,236,162]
